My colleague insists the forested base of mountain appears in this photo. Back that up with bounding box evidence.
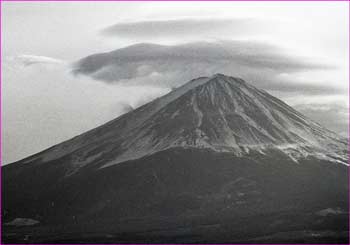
[3,148,348,244]
[3,210,348,243]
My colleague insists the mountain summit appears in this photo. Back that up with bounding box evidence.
[3,74,348,243]
[16,74,347,172]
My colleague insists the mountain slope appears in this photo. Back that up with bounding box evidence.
[15,74,347,172]
[2,74,348,243]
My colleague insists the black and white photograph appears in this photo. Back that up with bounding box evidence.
[1,1,349,243]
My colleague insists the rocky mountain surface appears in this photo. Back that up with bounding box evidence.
[3,74,348,243]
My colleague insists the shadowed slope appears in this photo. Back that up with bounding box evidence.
[2,74,348,243]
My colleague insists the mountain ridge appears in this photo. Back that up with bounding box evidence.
[3,74,348,243]
[11,74,347,172]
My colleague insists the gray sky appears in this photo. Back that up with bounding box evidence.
[2,1,349,164]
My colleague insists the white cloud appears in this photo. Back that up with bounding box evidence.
[101,18,272,41]
[10,54,65,67]
[73,41,338,96]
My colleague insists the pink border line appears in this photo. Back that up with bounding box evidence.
[0,1,349,245]
[348,1,350,245]
[1,0,3,244]
[0,0,348,1]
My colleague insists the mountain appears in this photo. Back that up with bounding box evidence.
[2,74,348,243]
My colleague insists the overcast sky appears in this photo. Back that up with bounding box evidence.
[2,1,349,164]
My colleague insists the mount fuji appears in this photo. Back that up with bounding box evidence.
[3,74,348,243]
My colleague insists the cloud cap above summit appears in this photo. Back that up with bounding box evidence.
[73,41,337,95]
